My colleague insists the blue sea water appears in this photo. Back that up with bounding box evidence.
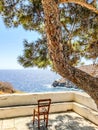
[0,69,80,93]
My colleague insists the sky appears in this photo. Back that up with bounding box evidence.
[0,17,40,69]
[0,16,93,70]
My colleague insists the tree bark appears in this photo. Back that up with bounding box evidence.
[42,0,98,108]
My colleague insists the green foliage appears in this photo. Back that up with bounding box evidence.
[60,4,98,65]
[0,1,98,68]
[18,38,51,68]
[0,0,44,31]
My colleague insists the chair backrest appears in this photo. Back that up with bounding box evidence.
[38,99,51,114]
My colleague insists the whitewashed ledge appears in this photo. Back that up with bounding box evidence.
[0,91,98,125]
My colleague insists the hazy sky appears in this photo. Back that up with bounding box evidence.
[0,17,40,69]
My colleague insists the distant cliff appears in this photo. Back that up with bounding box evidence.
[78,64,98,77]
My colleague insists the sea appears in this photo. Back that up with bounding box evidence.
[0,69,81,93]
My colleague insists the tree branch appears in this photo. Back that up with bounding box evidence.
[59,0,98,14]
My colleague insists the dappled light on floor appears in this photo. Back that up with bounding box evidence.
[1,112,98,130]
[26,112,98,130]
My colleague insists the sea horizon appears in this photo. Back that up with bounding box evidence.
[0,69,81,93]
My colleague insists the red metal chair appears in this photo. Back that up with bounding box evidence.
[33,99,51,129]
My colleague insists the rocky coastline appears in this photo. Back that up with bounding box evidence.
[52,78,77,89]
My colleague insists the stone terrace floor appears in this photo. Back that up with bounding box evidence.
[0,111,98,130]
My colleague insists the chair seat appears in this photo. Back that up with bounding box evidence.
[35,107,48,114]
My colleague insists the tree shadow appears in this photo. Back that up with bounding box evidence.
[26,114,98,130]
[26,119,49,130]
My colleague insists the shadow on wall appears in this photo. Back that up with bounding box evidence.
[26,114,97,130]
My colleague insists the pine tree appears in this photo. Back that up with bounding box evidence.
[0,0,98,107]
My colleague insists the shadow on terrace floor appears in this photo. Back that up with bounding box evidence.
[26,112,98,130]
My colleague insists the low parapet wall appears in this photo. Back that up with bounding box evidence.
[0,91,98,125]
[0,91,74,107]
[74,92,98,111]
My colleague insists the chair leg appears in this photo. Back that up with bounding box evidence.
[46,115,49,128]
[33,110,35,124]
[38,114,40,129]
[44,114,45,122]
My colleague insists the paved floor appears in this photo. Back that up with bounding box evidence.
[0,112,98,130]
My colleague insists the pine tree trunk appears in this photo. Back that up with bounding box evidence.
[42,0,98,108]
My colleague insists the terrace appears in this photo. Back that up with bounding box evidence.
[0,91,98,130]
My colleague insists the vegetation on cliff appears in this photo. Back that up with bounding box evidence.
[0,81,19,94]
